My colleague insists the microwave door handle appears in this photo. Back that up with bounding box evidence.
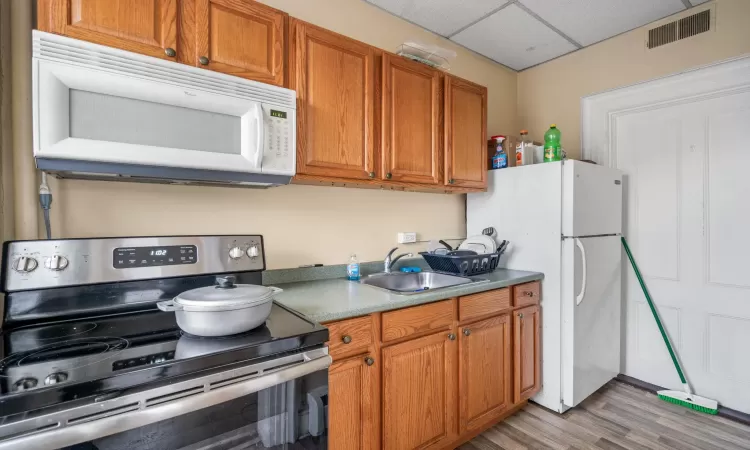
[254,103,265,169]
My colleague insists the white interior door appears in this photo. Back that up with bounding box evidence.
[616,91,750,413]
[561,236,622,408]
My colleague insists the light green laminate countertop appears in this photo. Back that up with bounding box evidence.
[272,269,543,323]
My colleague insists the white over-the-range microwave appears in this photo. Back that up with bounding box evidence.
[32,31,296,187]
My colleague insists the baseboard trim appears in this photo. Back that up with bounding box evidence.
[616,374,750,426]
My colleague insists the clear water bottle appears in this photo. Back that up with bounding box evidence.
[347,254,360,281]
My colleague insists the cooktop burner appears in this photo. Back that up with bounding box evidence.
[0,303,327,417]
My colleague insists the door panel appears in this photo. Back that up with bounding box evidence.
[561,236,621,407]
[291,20,376,180]
[329,354,377,450]
[39,0,178,60]
[444,75,487,189]
[195,0,286,85]
[382,331,457,450]
[513,305,540,404]
[459,315,511,433]
[382,54,440,184]
[617,91,750,413]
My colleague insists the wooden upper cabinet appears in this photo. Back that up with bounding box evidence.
[382,330,457,450]
[38,0,178,60]
[290,20,377,181]
[194,0,286,85]
[381,54,441,185]
[459,314,512,433]
[444,75,488,189]
[329,354,377,450]
[514,305,541,404]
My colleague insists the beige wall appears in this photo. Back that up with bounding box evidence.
[517,0,750,159]
[11,0,517,269]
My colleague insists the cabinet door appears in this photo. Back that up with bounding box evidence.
[514,305,541,403]
[459,314,511,433]
[329,354,377,450]
[194,0,286,85]
[38,0,178,60]
[290,20,377,180]
[382,331,457,450]
[382,54,441,185]
[444,75,487,189]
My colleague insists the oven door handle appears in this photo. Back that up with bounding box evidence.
[0,351,332,450]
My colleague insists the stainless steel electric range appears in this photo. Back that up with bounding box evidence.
[0,236,331,450]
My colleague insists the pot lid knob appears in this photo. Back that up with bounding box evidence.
[216,275,236,289]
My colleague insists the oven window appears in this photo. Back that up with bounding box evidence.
[69,90,241,155]
[60,369,328,450]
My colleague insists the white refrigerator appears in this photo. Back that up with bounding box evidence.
[467,160,623,413]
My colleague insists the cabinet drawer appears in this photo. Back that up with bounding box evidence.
[513,282,540,307]
[382,300,454,343]
[459,288,511,322]
[326,316,374,358]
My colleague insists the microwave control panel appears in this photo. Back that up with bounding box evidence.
[262,105,295,176]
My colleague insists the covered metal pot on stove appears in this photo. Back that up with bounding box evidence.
[157,275,282,337]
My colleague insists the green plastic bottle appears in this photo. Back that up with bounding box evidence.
[543,124,562,162]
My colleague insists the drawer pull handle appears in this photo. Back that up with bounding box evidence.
[342,335,352,344]
[365,356,375,366]
[463,328,471,336]
[448,333,456,341]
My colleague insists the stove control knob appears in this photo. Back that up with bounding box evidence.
[247,245,259,258]
[12,256,38,273]
[45,372,68,385]
[12,378,38,392]
[228,247,244,260]
[44,255,69,271]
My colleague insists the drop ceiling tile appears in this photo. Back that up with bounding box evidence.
[451,4,577,71]
[518,0,686,46]
[365,0,509,36]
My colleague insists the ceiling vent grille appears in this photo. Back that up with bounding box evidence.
[647,9,711,49]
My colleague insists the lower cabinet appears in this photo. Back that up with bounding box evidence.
[325,282,541,450]
[513,305,541,403]
[458,314,512,433]
[382,331,457,450]
[328,353,378,450]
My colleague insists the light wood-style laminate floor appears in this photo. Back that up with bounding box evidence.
[461,381,750,450]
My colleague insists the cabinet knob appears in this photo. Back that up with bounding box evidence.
[449,179,455,184]
[448,333,456,341]
[524,291,534,297]
[518,313,524,319]
[165,47,176,57]
[199,56,210,65]
[386,173,392,179]
[364,356,375,366]
[341,335,352,344]
[369,172,375,178]
[463,328,471,336]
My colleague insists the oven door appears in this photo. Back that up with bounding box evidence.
[0,349,330,450]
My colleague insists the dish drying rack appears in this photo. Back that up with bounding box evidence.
[419,248,506,277]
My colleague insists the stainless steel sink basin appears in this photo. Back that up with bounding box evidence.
[360,272,478,294]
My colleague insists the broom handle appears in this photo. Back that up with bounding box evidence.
[621,237,687,385]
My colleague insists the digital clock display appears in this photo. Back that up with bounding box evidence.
[270,109,287,119]
[113,245,197,269]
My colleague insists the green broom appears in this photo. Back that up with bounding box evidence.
[622,237,719,415]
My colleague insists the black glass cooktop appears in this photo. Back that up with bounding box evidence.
[0,303,327,417]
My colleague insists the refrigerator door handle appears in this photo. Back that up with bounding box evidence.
[575,238,587,305]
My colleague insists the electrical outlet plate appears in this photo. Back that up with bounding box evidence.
[398,232,417,244]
